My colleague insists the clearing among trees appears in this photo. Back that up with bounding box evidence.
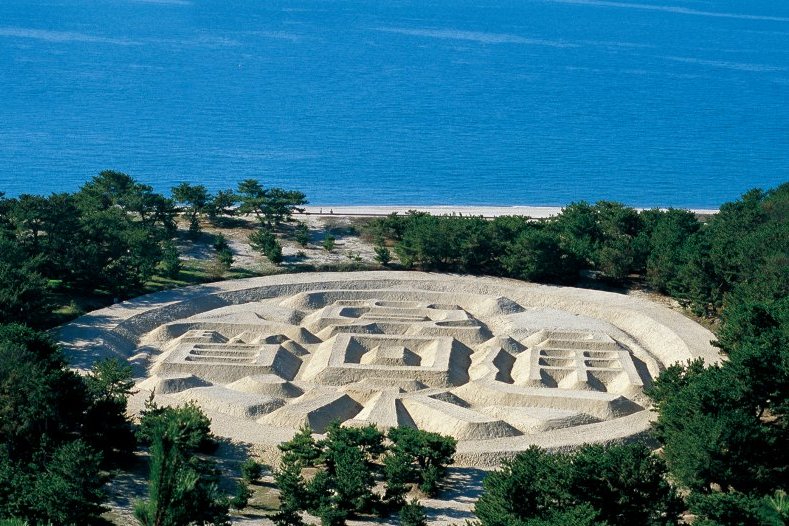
[58,271,719,466]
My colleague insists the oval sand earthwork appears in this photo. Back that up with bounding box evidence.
[57,271,719,466]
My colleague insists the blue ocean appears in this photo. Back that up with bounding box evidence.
[1,0,787,207]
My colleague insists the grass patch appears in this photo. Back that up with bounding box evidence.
[145,262,263,291]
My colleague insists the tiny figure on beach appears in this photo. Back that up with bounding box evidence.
[320,208,323,214]
[330,209,333,214]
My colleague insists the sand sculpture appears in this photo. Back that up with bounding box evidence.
[58,271,719,466]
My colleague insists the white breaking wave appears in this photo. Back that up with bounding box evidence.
[543,0,789,23]
[373,27,577,48]
[663,55,788,73]
[0,27,140,45]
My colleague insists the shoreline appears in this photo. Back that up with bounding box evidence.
[300,205,719,218]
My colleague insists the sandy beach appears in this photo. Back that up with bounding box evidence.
[301,205,718,218]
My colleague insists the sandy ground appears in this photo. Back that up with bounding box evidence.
[176,213,382,272]
[301,206,718,218]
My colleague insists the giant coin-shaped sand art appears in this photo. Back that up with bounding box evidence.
[58,272,719,466]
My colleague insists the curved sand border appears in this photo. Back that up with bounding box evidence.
[57,271,719,467]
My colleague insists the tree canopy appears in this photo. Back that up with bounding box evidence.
[274,424,456,526]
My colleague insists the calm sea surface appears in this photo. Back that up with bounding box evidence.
[1,0,788,207]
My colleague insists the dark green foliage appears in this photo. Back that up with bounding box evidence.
[0,171,181,299]
[387,427,456,497]
[399,499,427,526]
[641,184,788,526]
[9,194,49,250]
[365,185,788,320]
[33,439,107,525]
[0,239,50,325]
[373,244,391,266]
[323,423,386,467]
[762,490,789,526]
[475,446,570,526]
[294,222,310,247]
[330,442,377,514]
[72,172,173,296]
[686,490,789,526]
[172,182,209,234]
[647,361,771,493]
[520,504,606,526]
[553,201,599,266]
[644,209,700,294]
[249,227,283,264]
[297,425,382,518]
[677,184,788,314]
[0,173,312,524]
[0,439,107,525]
[418,465,443,497]
[500,225,579,284]
[134,401,229,526]
[213,234,229,252]
[137,399,216,454]
[0,193,11,239]
[160,240,182,278]
[82,358,137,465]
[475,444,680,526]
[390,214,492,272]
[278,425,321,467]
[381,450,412,507]
[217,247,234,269]
[241,458,264,483]
[207,189,238,221]
[273,458,307,526]
[715,292,789,419]
[274,425,455,523]
[0,326,119,524]
[570,444,682,525]
[369,204,646,281]
[229,481,251,510]
[589,201,642,280]
[237,179,307,227]
[316,503,347,526]
[322,233,336,252]
[646,312,788,504]
[549,201,645,281]
[647,280,788,497]
[0,325,84,459]
[212,234,233,277]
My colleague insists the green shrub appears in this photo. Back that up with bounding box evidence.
[295,222,310,247]
[373,245,391,266]
[241,458,264,483]
[230,481,251,510]
[250,227,283,265]
[399,499,427,526]
[159,241,181,278]
[322,234,336,252]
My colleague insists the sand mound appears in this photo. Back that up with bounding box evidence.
[138,373,209,394]
[177,386,284,419]
[226,374,303,398]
